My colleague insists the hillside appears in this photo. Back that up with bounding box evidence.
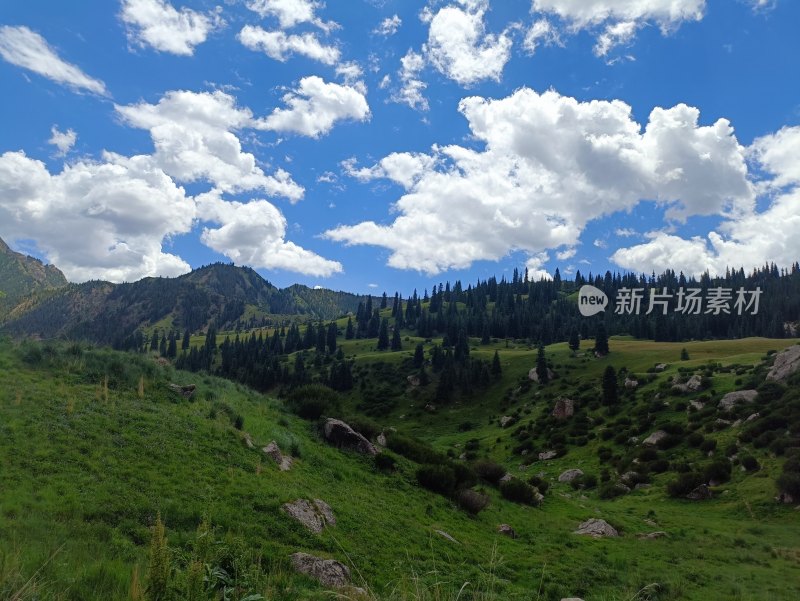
[2,332,800,600]
[0,237,67,317]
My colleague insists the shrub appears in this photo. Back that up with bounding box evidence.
[233,415,244,430]
[648,459,670,473]
[286,384,340,420]
[741,455,760,471]
[458,421,475,432]
[386,433,446,464]
[724,442,739,457]
[452,463,478,490]
[687,433,705,448]
[416,464,456,496]
[667,472,704,497]
[598,482,627,499]
[777,472,800,498]
[700,439,717,454]
[344,415,381,441]
[374,453,396,472]
[756,381,785,403]
[500,478,539,505]
[703,460,732,484]
[457,489,490,515]
[472,459,507,485]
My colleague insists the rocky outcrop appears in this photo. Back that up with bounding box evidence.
[654,363,668,372]
[538,450,557,461]
[499,415,516,428]
[686,484,712,501]
[574,518,619,538]
[323,419,378,456]
[673,374,704,393]
[558,469,583,483]
[766,345,800,382]
[282,499,336,534]
[407,374,420,387]
[551,397,575,420]
[168,383,196,398]
[642,430,667,446]
[624,377,639,389]
[290,552,352,589]
[718,390,758,411]
[498,524,517,538]
[529,367,555,383]
[263,441,293,471]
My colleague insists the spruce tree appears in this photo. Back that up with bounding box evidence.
[181,329,191,351]
[602,365,618,406]
[327,322,338,354]
[594,323,609,356]
[377,318,390,350]
[391,325,402,351]
[535,343,549,384]
[568,328,580,353]
[491,350,502,378]
[413,343,425,368]
[345,317,355,340]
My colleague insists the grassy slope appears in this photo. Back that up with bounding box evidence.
[1,336,799,600]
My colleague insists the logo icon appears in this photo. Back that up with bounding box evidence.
[578,285,608,317]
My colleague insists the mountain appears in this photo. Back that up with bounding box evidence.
[0,237,68,318]
[1,255,364,344]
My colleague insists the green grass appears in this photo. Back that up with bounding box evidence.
[1,336,799,600]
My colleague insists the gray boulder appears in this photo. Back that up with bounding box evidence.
[282,499,336,534]
[497,524,517,538]
[718,390,758,411]
[529,367,555,383]
[686,484,712,501]
[642,430,667,446]
[499,415,516,428]
[323,419,378,456]
[558,469,584,483]
[767,345,800,381]
[575,518,619,538]
[624,377,639,389]
[290,552,351,588]
[435,530,460,544]
[538,450,557,461]
[654,363,668,371]
[637,531,668,540]
[263,441,293,471]
[551,397,575,420]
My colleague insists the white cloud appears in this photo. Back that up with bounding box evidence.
[335,61,363,85]
[614,227,637,237]
[749,126,800,188]
[48,126,77,156]
[327,87,752,275]
[525,252,552,281]
[0,150,194,282]
[262,76,370,138]
[197,192,342,277]
[116,89,304,200]
[392,49,428,111]
[344,152,437,189]
[593,238,608,249]
[523,18,561,54]
[0,25,107,95]
[120,0,221,56]
[246,0,334,31]
[532,0,705,56]
[238,25,339,64]
[424,0,512,85]
[375,15,402,36]
[556,247,576,260]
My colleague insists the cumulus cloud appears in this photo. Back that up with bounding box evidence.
[197,192,343,277]
[532,0,705,55]
[424,0,512,85]
[0,150,194,282]
[0,25,107,95]
[327,87,753,275]
[116,89,304,200]
[238,25,339,64]
[262,76,370,138]
[343,152,437,189]
[48,126,77,156]
[120,0,221,56]
[375,15,402,36]
[748,126,800,188]
[392,49,428,111]
[523,19,561,54]
[246,0,334,31]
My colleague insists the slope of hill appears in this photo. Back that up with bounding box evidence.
[0,237,67,318]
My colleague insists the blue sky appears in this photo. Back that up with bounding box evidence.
[1,0,799,295]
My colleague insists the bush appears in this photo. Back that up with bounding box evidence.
[457,489,490,515]
[777,472,800,498]
[741,455,760,471]
[667,472,704,497]
[756,381,785,402]
[416,464,456,496]
[458,421,474,432]
[700,439,717,454]
[528,475,550,494]
[648,459,670,473]
[500,478,539,505]
[374,453,396,472]
[598,482,627,499]
[285,384,340,420]
[386,433,446,464]
[687,433,705,448]
[344,415,381,441]
[452,463,478,490]
[472,459,507,485]
[703,460,732,484]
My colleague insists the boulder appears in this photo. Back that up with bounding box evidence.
[624,377,639,389]
[435,530,460,544]
[620,471,640,486]
[499,415,516,428]
[424,403,436,413]
[637,531,668,540]
[654,363,668,372]
[376,432,387,447]
[558,469,584,483]
[551,397,575,420]
[529,367,555,383]
[323,419,378,456]
[282,499,336,534]
[673,374,704,393]
[718,390,758,411]
[242,432,255,449]
[686,484,712,501]
[776,491,796,504]
[263,441,293,471]
[642,430,667,446]
[538,450,557,461]
[499,473,514,483]
[290,552,351,589]
[745,412,760,423]
[168,383,196,398]
[766,345,800,382]
[689,399,705,411]
[497,524,517,538]
[407,374,421,387]
[574,518,619,538]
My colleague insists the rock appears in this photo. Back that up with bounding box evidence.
[290,552,351,589]
[689,399,705,411]
[499,473,514,483]
[376,432,387,447]
[673,374,704,393]
[637,531,668,540]
[654,363,668,372]
[407,374,421,387]
[435,530,460,544]
[323,419,378,456]
[715,419,731,429]
[538,450,557,461]
[718,390,758,411]
[242,432,255,449]
[745,412,760,423]
[766,345,800,382]
[551,397,575,420]
[424,403,436,412]
[776,491,796,504]
[498,524,517,538]
[282,499,336,534]
[529,367,555,383]
[459,453,467,460]
[499,415,516,428]
[263,441,292,471]
[686,484,712,501]
[168,383,196,398]
[574,518,619,538]
[620,471,640,485]
[642,430,667,446]
[558,469,584,483]
[624,377,639,389]
[634,483,651,490]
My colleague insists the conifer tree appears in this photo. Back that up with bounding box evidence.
[491,350,502,378]
[377,318,390,350]
[602,365,618,406]
[391,325,402,351]
[535,343,549,384]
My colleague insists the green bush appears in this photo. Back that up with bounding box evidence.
[703,460,731,484]
[285,384,340,420]
[500,478,539,505]
[374,453,397,472]
[416,464,457,496]
[344,415,381,441]
[386,432,446,464]
[667,472,704,497]
[741,455,760,471]
[777,472,800,498]
[598,482,627,499]
[472,459,506,485]
[456,488,490,515]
